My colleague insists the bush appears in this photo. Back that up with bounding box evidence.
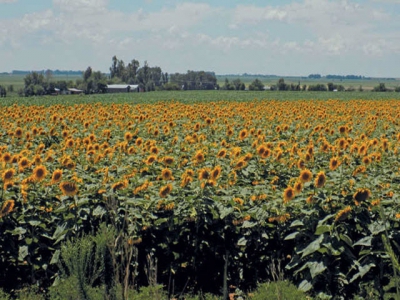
[250,281,309,300]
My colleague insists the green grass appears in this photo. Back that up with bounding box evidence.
[1,90,400,107]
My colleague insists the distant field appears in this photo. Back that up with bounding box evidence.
[1,90,400,106]
[216,75,400,90]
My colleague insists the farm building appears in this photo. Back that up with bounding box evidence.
[107,84,139,93]
[67,88,84,95]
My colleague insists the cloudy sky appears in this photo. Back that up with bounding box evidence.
[1,0,400,77]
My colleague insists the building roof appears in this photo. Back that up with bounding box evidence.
[68,88,83,92]
[107,84,139,89]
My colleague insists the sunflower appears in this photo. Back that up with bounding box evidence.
[198,168,211,180]
[353,188,371,205]
[163,156,175,166]
[150,146,159,155]
[362,156,371,165]
[15,127,23,138]
[193,150,205,164]
[283,186,295,203]
[234,158,247,170]
[59,181,78,197]
[299,169,312,183]
[2,168,15,182]
[335,206,351,222]
[296,158,305,169]
[65,139,74,148]
[329,157,340,171]
[180,175,193,187]
[2,152,12,164]
[161,168,174,180]
[217,148,227,158]
[145,154,157,165]
[294,181,303,194]
[210,165,222,180]
[238,129,248,140]
[159,183,172,198]
[124,131,133,142]
[315,171,326,188]
[112,179,129,191]
[32,165,47,182]
[135,137,143,147]
[51,169,63,184]
[0,200,15,217]
[18,157,30,170]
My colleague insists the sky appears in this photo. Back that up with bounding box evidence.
[0,0,400,77]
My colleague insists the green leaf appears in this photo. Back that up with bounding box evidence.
[315,225,331,235]
[28,220,41,226]
[369,222,386,235]
[340,234,353,247]
[220,207,233,219]
[301,235,323,258]
[237,237,247,246]
[19,246,29,261]
[350,263,376,283]
[298,279,312,292]
[92,206,107,217]
[290,220,304,227]
[9,227,27,235]
[242,221,256,228]
[309,261,327,279]
[154,218,168,226]
[50,250,60,264]
[285,231,299,240]
[354,236,372,247]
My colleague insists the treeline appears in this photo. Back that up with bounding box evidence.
[11,70,82,76]
[222,77,400,92]
[16,56,218,96]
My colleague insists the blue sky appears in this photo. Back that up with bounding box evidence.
[1,0,400,77]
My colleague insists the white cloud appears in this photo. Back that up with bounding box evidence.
[0,0,17,3]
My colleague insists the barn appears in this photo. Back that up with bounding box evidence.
[107,84,139,93]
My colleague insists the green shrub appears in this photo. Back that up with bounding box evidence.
[250,281,309,300]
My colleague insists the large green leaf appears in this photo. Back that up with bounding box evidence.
[301,235,324,258]
[309,261,327,279]
[315,225,331,235]
[354,236,372,247]
[298,279,312,292]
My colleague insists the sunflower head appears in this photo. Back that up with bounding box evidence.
[299,169,312,183]
[159,183,173,198]
[59,181,78,197]
[315,171,326,188]
[2,168,15,182]
[161,168,174,180]
[0,200,15,217]
[283,186,295,203]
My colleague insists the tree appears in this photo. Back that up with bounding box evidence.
[83,66,92,82]
[249,79,264,91]
[277,78,289,91]
[373,83,387,92]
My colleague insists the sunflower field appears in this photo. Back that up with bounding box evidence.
[1,97,400,298]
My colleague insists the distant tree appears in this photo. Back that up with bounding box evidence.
[7,85,14,93]
[222,78,234,90]
[249,79,264,91]
[83,66,92,82]
[23,72,46,96]
[307,84,327,91]
[277,78,288,91]
[395,86,400,92]
[308,74,321,79]
[232,78,245,90]
[45,69,53,82]
[0,85,5,97]
[358,85,363,92]
[373,83,387,92]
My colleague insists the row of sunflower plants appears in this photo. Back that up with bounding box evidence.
[0,99,400,298]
